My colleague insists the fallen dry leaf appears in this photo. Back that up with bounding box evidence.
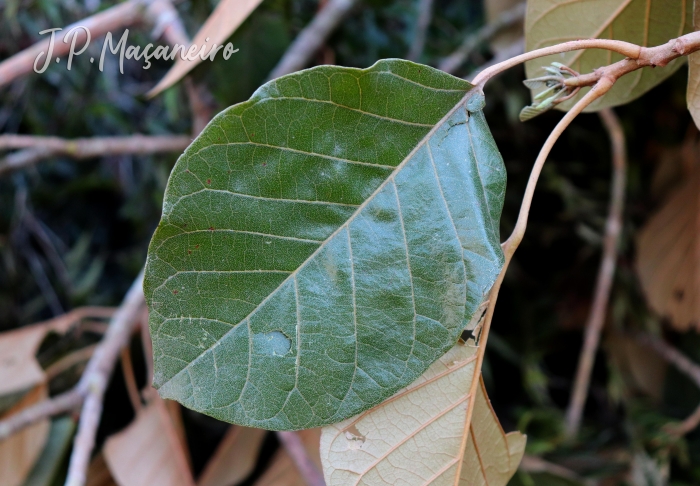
[320,341,525,486]
[688,1,700,129]
[253,429,322,486]
[0,310,83,400]
[636,165,700,331]
[0,308,113,486]
[148,0,264,97]
[103,395,195,486]
[197,425,266,486]
[0,385,51,486]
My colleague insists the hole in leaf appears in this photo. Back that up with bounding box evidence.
[343,424,366,450]
[252,331,291,357]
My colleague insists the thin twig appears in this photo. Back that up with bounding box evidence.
[65,272,145,486]
[636,333,700,436]
[637,333,700,387]
[0,135,191,176]
[45,344,98,381]
[503,78,616,254]
[276,431,326,486]
[438,3,525,74]
[564,108,627,438]
[267,0,358,80]
[406,0,435,62]
[667,403,700,437]
[0,389,83,440]
[471,31,700,87]
[519,455,591,485]
[0,0,146,88]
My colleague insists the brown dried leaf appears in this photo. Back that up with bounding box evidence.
[103,396,195,486]
[636,166,700,331]
[197,426,266,486]
[0,385,51,486]
[148,0,264,97]
[253,429,322,486]
[320,342,525,485]
[0,312,77,399]
[688,1,700,129]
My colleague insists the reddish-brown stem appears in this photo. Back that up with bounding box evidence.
[472,31,700,88]
[564,108,627,439]
[564,32,700,89]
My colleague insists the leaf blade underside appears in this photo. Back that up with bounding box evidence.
[320,342,525,486]
[144,59,506,430]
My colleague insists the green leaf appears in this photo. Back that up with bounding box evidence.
[144,59,506,431]
[525,0,693,112]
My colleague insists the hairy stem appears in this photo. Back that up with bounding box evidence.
[504,77,615,255]
[472,39,640,86]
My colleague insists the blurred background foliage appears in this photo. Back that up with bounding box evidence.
[0,0,699,484]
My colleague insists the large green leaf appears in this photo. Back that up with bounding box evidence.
[525,0,693,112]
[144,59,506,431]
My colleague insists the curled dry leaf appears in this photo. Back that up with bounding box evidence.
[687,0,700,129]
[148,0,264,97]
[253,429,322,486]
[0,385,51,486]
[320,341,525,486]
[636,166,700,331]
[197,426,267,486]
[103,395,195,486]
[525,0,693,112]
